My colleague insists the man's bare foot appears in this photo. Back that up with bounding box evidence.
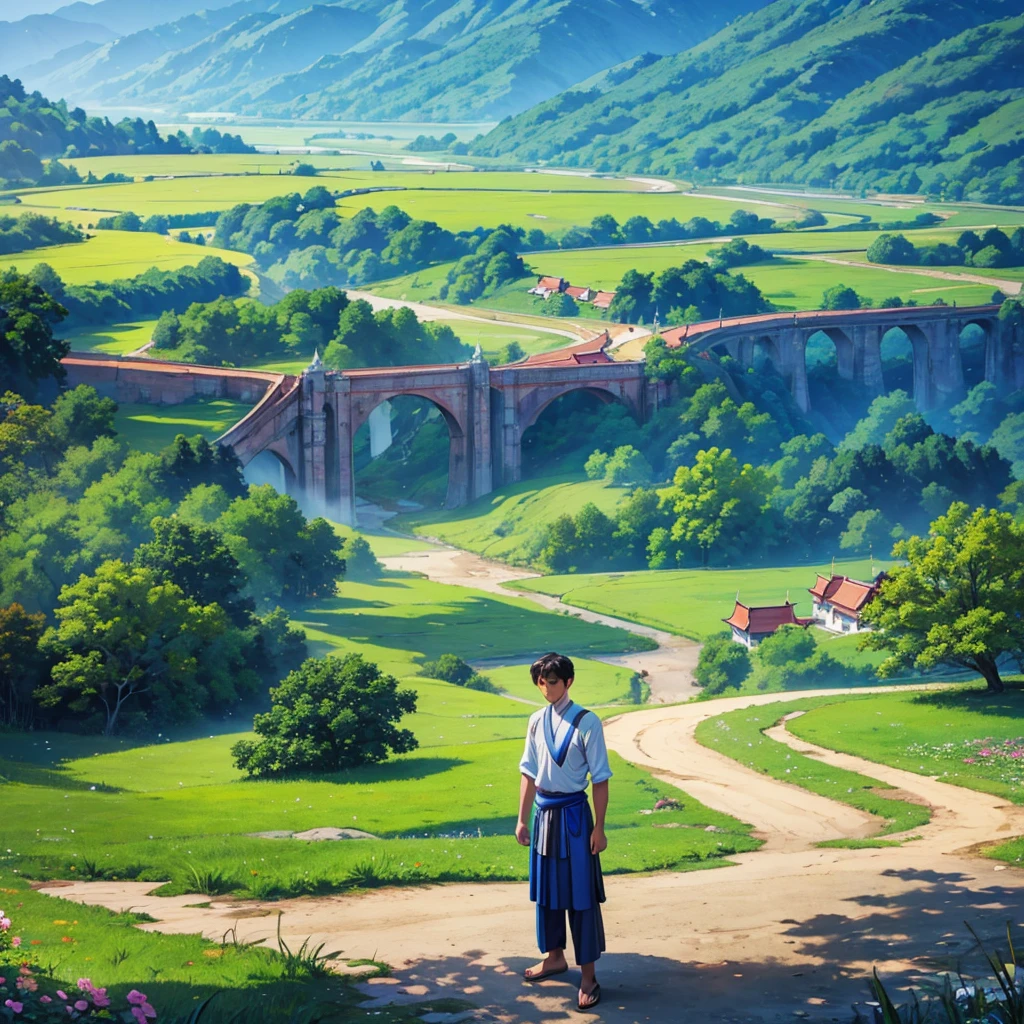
[523,952,568,981]
[578,978,601,1010]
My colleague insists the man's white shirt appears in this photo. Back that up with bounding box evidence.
[519,692,613,793]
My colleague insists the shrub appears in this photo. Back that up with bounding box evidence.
[420,653,497,693]
[695,633,751,695]
[231,654,417,777]
[339,535,381,580]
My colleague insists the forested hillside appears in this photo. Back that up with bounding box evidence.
[474,0,1024,204]
[0,76,252,188]
[16,0,765,122]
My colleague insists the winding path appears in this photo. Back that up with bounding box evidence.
[46,546,1024,1023]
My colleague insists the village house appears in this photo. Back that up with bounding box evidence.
[808,573,884,634]
[528,275,567,298]
[565,285,595,303]
[591,290,615,310]
[723,600,813,648]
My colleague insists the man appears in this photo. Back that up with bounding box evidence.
[515,651,612,1011]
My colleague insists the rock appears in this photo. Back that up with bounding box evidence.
[293,827,379,841]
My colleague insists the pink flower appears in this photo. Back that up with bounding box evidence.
[56,990,67,1000]
[10,937,20,948]
[76,979,92,992]
[979,749,992,757]
[127,991,148,1006]
[41,996,52,1004]
[4,999,23,1013]
[74,1000,89,1011]
[0,916,10,931]
[0,977,5,985]
[963,757,976,764]
[90,987,110,1008]
[132,1009,147,1024]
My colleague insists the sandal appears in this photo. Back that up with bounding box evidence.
[523,964,568,982]
[577,982,601,1011]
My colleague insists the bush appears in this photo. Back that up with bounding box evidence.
[695,633,751,695]
[756,624,815,666]
[420,652,497,693]
[339,535,381,580]
[231,654,417,777]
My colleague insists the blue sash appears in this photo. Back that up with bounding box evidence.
[529,789,606,911]
[544,703,588,767]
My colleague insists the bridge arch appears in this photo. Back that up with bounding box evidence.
[350,390,470,511]
[516,381,639,436]
[242,444,299,495]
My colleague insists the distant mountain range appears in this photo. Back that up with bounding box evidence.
[9,0,765,121]
[472,0,1024,203]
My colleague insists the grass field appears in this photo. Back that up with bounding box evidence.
[64,319,155,355]
[484,657,639,705]
[114,399,254,452]
[429,318,569,359]
[396,473,629,565]
[1,230,252,284]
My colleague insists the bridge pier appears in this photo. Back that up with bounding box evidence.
[851,325,884,395]
[986,318,1019,395]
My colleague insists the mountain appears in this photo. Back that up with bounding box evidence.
[51,0,245,35]
[472,0,1024,203]
[0,13,116,72]
[22,0,768,121]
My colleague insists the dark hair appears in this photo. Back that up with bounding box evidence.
[530,652,575,685]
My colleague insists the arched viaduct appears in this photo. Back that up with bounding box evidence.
[63,304,1022,524]
[64,337,655,525]
[660,304,1022,413]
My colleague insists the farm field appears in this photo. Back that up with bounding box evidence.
[1,229,253,284]
[113,398,254,452]
[64,319,155,355]
[396,473,629,565]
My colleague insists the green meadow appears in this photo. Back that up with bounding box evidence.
[397,473,629,565]
[64,319,155,355]
[113,399,254,452]
[1,230,252,284]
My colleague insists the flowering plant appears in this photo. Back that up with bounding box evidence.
[1,912,158,1022]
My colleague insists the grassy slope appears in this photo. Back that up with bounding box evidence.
[1,230,252,284]
[113,399,254,452]
[64,319,156,355]
[395,473,628,565]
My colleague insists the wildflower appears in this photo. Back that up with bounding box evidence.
[10,937,20,947]
[56,991,67,1000]
[91,987,110,1007]
[40,996,52,1003]
[74,1000,89,1011]
[29,941,40,946]
[4,999,23,1013]
[0,916,9,931]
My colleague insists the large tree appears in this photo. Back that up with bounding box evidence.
[0,602,48,728]
[860,503,1024,693]
[231,654,417,777]
[0,269,69,396]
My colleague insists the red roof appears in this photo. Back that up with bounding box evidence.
[521,332,612,366]
[537,276,565,291]
[724,601,812,634]
[591,290,615,309]
[565,286,591,301]
[808,574,881,617]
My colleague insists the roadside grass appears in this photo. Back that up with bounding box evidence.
[786,683,1024,806]
[428,318,569,359]
[65,319,155,355]
[694,695,933,840]
[0,230,252,284]
[510,559,884,642]
[114,399,254,452]
[396,473,628,565]
[0,876,403,1021]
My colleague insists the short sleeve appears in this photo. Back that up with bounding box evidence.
[519,715,539,779]
[581,713,613,784]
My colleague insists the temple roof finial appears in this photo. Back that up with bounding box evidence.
[308,348,323,371]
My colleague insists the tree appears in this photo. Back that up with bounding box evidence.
[653,447,776,567]
[839,508,893,554]
[820,284,861,310]
[0,603,48,728]
[866,233,918,265]
[604,445,652,486]
[339,535,381,581]
[37,561,232,734]
[694,633,751,695]
[544,291,578,317]
[49,385,117,449]
[231,654,418,777]
[498,340,525,365]
[0,269,69,395]
[756,625,815,667]
[860,504,1024,694]
[840,391,916,450]
[989,413,1024,479]
[584,450,609,480]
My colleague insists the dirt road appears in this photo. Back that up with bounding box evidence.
[50,686,1024,1023]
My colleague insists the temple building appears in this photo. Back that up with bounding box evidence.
[723,601,813,648]
[808,574,884,634]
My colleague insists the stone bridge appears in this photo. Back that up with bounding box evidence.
[64,337,656,525]
[64,303,1021,523]
[660,303,1022,412]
